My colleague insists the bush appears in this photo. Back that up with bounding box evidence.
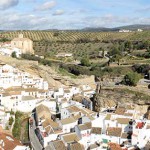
[132,64,150,74]
[21,54,51,66]
[9,116,14,125]
[122,71,141,86]
[12,111,23,139]
[21,54,41,62]
[11,51,17,58]
[80,57,90,67]
[0,37,10,42]
[40,59,51,66]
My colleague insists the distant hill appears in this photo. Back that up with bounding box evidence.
[115,24,150,30]
[82,24,150,32]
[81,27,117,32]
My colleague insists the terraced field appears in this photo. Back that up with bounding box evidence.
[1,30,150,42]
[1,30,150,58]
[0,30,136,42]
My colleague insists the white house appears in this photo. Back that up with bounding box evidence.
[75,122,92,149]
[60,132,81,147]
[101,127,122,144]
[59,117,77,133]
[132,120,150,149]
[36,99,57,114]
[90,127,102,144]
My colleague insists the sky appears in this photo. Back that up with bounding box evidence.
[0,0,150,30]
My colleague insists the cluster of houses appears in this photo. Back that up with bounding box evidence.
[31,99,150,150]
[0,62,149,149]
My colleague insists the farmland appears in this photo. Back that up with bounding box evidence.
[0,30,134,42]
[1,30,150,79]
[1,30,150,57]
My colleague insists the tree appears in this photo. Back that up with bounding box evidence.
[125,41,132,51]
[109,45,121,56]
[9,116,14,125]
[109,45,122,65]
[80,57,90,66]
[122,72,141,86]
[11,51,17,58]
[53,32,59,37]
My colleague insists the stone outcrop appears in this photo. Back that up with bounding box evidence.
[0,55,96,89]
[92,88,150,113]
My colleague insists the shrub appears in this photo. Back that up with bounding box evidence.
[80,57,90,67]
[122,71,141,86]
[12,111,23,139]
[9,116,14,125]
[11,51,17,58]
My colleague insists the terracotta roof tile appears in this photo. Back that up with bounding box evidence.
[67,106,81,113]
[124,113,133,117]
[108,142,122,150]
[48,140,67,150]
[78,122,91,131]
[121,132,129,139]
[0,132,23,150]
[36,104,51,120]
[42,119,59,134]
[60,117,76,125]
[145,141,150,150]
[70,142,84,150]
[116,118,130,124]
[91,127,101,134]
[62,133,80,143]
[107,127,122,137]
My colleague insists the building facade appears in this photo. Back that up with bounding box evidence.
[11,34,34,54]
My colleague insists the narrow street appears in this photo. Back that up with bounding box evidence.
[29,117,43,150]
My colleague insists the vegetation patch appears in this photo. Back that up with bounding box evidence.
[12,111,24,139]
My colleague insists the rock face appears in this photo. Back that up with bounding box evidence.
[0,55,96,89]
[74,75,96,89]
[92,88,150,113]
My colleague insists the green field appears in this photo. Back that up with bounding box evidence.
[1,30,150,42]
[0,30,135,42]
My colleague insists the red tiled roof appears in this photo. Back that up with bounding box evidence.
[107,127,122,137]
[136,122,145,129]
[108,142,122,150]
[0,132,23,150]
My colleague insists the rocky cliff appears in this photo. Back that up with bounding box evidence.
[92,87,150,114]
[0,55,96,89]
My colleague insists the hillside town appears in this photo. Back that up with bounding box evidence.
[0,57,149,149]
[0,33,149,150]
[0,0,150,149]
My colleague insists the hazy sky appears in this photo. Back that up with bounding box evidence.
[0,0,150,30]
